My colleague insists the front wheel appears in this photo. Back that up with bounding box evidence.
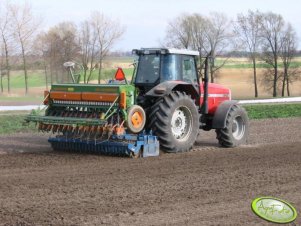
[216,105,249,147]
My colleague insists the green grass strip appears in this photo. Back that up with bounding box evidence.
[0,103,300,134]
[244,103,301,119]
[0,113,38,134]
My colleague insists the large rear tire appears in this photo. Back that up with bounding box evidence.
[215,104,249,147]
[148,91,199,153]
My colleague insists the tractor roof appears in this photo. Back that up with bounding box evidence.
[133,48,199,56]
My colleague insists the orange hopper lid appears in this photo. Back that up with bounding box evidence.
[115,68,125,81]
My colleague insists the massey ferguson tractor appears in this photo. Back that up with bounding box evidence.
[26,48,249,157]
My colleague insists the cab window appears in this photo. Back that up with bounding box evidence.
[182,56,197,83]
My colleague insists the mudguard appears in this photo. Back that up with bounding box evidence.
[145,81,199,101]
[212,100,238,129]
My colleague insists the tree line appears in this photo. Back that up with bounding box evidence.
[164,10,300,97]
[0,2,125,94]
[0,3,300,97]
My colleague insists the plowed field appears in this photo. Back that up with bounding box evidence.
[0,118,300,225]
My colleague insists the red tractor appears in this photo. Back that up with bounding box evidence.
[133,48,249,152]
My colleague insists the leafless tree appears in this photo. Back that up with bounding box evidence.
[0,45,5,93]
[188,14,209,76]
[9,2,41,94]
[165,14,194,49]
[234,10,262,97]
[164,12,233,82]
[79,20,98,83]
[38,22,80,84]
[280,23,299,96]
[34,33,50,90]
[90,11,125,84]
[164,13,205,75]
[204,12,234,83]
[0,1,12,93]
[259,12,285,97]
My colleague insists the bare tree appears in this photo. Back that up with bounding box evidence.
[235,10,262,97]
[9,2,41,94]
[189,14,209,76]
[34,33,50,90]
[0,1,12,93]
[165,14,194,49]
[38,22,80,84]
[280,23,299,96]
[260,12,285,97]
[79,20,98,83]
[204,12,234,83]
[0,46,4,93]
[90,11,125,84]
[164,12,233,82]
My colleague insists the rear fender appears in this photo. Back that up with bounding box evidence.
[145,81,199,103]
[212,100,238,129]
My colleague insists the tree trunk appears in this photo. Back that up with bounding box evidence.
[286,76,290,96]
[49,64,53,85]
[44,63,48,90]
[252,58,258,98]
[281,67,287,97]
[209,64,214,83]
[98,57,103,84]
[83,68,87,84]
[4,42,10,93]
[87,54,96,83]
[1,36,10,93]
[20,42,28,95]
[0,73,3,93]
[281,75,285,97]
[88,65,94,83]
[273,56,278,97]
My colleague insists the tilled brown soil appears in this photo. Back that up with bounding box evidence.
[0,118,300,226]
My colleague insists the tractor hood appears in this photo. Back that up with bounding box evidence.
[200,83,231,114]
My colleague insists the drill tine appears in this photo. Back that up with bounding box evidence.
[62,125,68,133]
[38,123,43,131]
[91,126,96,140]
[71,126,77,138]
[74,126,79,136]
[58,125,63,133]
[46,124,53,132]
[52,125,58,133]
[68,125,73,134]
[42,124,48,131]
[65,125,72,137]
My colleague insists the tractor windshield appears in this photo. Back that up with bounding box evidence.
[135,55,160,83]
[135,54,197,84]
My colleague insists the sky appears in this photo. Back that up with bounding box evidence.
[7,0,301,51]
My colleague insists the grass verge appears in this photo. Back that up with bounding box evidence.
[244,103,301,119]
[0,103,300,135]
[0,111,37,134]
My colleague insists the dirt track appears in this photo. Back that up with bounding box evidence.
[0,118,300,225]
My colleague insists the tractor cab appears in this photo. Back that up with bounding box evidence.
[132,48,199,92]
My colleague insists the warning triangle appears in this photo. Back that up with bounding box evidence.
[115,68,125,81]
